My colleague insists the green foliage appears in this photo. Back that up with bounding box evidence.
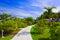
[0,36,13,40]
[41,11,58,19]
[31,7,60,40]
[31,19,60,40]
[0,22,3,31]
[0,13,11,21]
[31,26,50,40]
[36,7,58,20]
[25,17,34,25]
[36,19,49,26]
[0,13,34,35]
[19,22,27,28]
[2,20,18,32]
[35,19,48,34]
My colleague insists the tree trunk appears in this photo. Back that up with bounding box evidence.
[2,30,4,38]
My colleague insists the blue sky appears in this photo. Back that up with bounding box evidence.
[0,0,60,19]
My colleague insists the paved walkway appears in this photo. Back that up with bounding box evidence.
[11,25,34,40]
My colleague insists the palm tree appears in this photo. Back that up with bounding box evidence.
[44,7,56,19]
[36,7,56,20]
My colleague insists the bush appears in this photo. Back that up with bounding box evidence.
[35,19,49,34]
[31,19,60,40]
[19,22,28,28]
[25,17,34,25]
[2,20,18,32]
[0,22,3,31]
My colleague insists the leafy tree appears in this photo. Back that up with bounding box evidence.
[0,13,11,21]
[19,22,27,28]
[25,17,34,25]
[2,20,18,32]
[36,7,57,20]
[35,19,49,34]
[12,17,21,28]
[0,13,11,38]
[0,22,3,31]
[58,12,60,18]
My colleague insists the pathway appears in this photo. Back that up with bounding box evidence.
[11,25,34,40]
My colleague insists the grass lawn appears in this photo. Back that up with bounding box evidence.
[0,36,13,40]
[30,26,60,40]
[30,26,50,40]
[30,26,40,40]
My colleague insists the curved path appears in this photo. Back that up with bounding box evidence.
[11,25,34,40]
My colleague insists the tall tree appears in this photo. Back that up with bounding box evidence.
[43,7,56,19]
[37,7,56,20]
[25,17,34,25]
[0,13,11,21]
[0,13,11,38]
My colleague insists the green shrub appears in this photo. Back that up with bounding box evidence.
[19,22,28,28]
[0,22,3,31]
[2,20,18,32]
[31,19,60,40]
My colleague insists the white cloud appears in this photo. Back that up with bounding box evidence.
[0,7,32,18]
[1,0,60,19]
[30,0,60,17]
[31,0,52,7]
[52,7,60,13]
